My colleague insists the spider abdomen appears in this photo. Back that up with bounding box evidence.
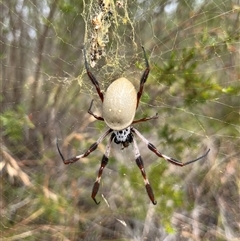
[102,77,137,130]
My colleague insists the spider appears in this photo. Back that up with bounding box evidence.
[57,46,210,205]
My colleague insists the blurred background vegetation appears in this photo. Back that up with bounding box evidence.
[1,0,239,240]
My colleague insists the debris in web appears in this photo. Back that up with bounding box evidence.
[89,0,116,67]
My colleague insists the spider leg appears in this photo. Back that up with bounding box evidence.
[57,128,112,164]
[136,46,150,108]
[92,133,114,204]
[132,113,158,125]
[83,48,104,102]
[133,138,157,205]
[88,100,104,121]
[132,127,210,166]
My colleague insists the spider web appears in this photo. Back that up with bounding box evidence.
[1,0,240,240]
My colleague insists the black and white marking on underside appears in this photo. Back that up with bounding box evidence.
[114,126,131,143]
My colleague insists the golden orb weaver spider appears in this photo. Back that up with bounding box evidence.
[57,46,210,205]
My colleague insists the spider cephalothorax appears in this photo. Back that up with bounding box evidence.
[113,127,133,148]
[57,46,210,205]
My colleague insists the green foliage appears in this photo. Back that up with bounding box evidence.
[59,2,76,13]
[0,105,34,143]
[153,48,217,105]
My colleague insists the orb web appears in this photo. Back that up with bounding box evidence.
[1,0,239,240]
